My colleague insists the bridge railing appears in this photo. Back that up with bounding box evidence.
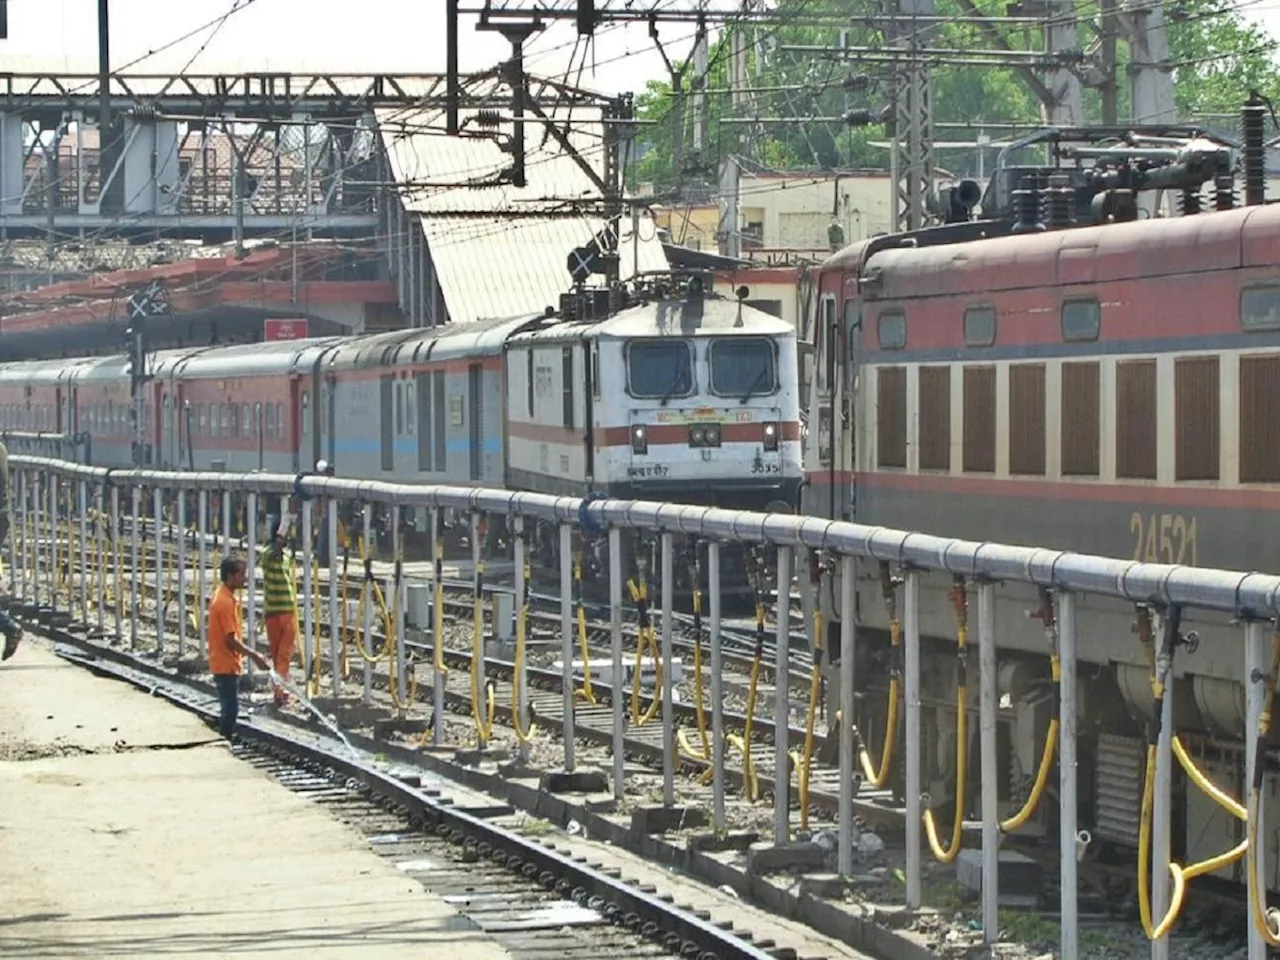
[5,454,1277,960]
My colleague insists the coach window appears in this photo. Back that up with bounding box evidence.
[241,404,250,437]
[917,366,950,471]
[198,405,207,436]
[627,340,693,400]
[301,392,310,437]
[561,345,575,429]
[1062,298,1100,342]
[877,309,906,350]
[1240,285,1280,331]
[1116,360,1157,480]
[963,306,996,347]
[264,402,275,439]
[1061,361,1100,476]
[1175,356,1220,481]
[1240,355,1280,482]
[820,296,837,389]
[527,350,535,416]
[876,367,907,468]
[1008,363,1046,476]
[395,382,404,434]
[963,366,997,473]
[710,337,776,398]
[253,403,262,438]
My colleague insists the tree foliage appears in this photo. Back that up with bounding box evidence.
[627,0,1280,189]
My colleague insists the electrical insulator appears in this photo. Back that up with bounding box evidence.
[843,108,875,128]
[474,110,502,129]
[842,73,872,92]
[577,0,596,36]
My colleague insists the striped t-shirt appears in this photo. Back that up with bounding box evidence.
[260,543,297,616]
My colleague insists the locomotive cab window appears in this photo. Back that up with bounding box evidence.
[963,306,996,347]
[627,340,693,400]
[877,310,906,350]
[1240,285,1280,331]
[710,337,776,399]
[1062,298,1100,342]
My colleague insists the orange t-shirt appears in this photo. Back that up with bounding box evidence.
[207,584,243,676]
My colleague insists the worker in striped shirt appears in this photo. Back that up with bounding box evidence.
[261,515,297,707]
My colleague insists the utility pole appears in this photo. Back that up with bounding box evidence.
[1099,0,1119,125]
[690,7,709,173]
[1042,0,1084,125]
[98,0,117,213]
[889,0,937,232]
[125,280,167,468]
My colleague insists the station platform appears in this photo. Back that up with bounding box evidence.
[0,641,514,960]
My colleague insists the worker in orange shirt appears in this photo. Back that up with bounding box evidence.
[209,555,268,740]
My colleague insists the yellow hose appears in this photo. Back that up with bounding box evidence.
[1000,654,1060,834]
[512,556,538,744]
[1247,629,1280,946]
[1136,612,1253,941]
[858,617,901,788]
[791,605,824,831]
[923,580,969,864]
[726,593,766,802]
[627,574,662,727]
[573,553,596,705]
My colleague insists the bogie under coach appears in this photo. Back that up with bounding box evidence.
[803,106,1280,894]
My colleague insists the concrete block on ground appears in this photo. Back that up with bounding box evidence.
[746,841,826,874]
[582,794,618,814]
[540,767,609,794]
[799,873,855,898]
[372,717,429,740]
[630,804,708,835]
[496,758,544,780]
[955,847,1043,904]
[687,831,758,852]
[552,657,684,689]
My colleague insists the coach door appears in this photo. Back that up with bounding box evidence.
[468,363,482,482]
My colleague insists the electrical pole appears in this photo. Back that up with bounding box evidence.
[98,0,117,213]
[1043,0,1084,125]
[889,0,937,232]
[125,280,167,468]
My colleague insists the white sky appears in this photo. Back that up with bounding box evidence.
[3,0,1279,100]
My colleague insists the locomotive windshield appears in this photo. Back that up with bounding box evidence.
[628,340,694,400]
[710,337,776,401]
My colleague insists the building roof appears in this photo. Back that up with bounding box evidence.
[377,106,668,323]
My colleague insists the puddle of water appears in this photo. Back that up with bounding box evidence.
[267,669,359,758]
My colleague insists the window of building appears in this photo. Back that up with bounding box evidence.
[1116,360,1157,480]
[1062,298,1101,342]
[876,367,907,468]
[1008,363,1046,476]
[963,306,996,347]
[917,366,951,471]
[1240,355,1280,482]
[1175,356,1220,481]
[963,365,996,473]
[877,310,906,350]
[1061,361,1100,476]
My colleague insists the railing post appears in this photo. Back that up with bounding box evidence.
[111,484,122,645]
[661,531,675,807]
[978,580,998,942]
[94,484,105,633]
[709,540,725,832]
[246,492,259,675]
[43,474,53,610]
[30,471,41,608]
[1246,620,1268,960]
[774,544,792,845]
[515,516,531,761]
[328,498,341,700]
[360,503,372,704]
[7,469,19,600]
[1058,589,1079,960]
[129,485,140,650]
[197,489,208,638]
[609,525,624,795]
[471,510,485,734]
[559,522,575,772]
[154,487,165,657]
[176,490,187,658]
[904,568,922,909]
[838,553,856,876]
[77,479,88,624]
[392,504,406,711]
[430,506,443,746]
[301,498,313,689]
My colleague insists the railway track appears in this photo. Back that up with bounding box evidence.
[17,521,1270,959]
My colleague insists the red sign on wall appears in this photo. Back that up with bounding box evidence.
[264,318,308,341]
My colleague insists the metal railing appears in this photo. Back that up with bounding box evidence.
[6,453,1279,960]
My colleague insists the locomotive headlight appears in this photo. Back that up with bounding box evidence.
[690,426,706,447]
[632,425,648,454]
[706,423,721,447]
[763,422,779,451]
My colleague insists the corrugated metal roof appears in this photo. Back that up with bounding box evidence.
[377,105,669,324]
[421,213,667,324]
